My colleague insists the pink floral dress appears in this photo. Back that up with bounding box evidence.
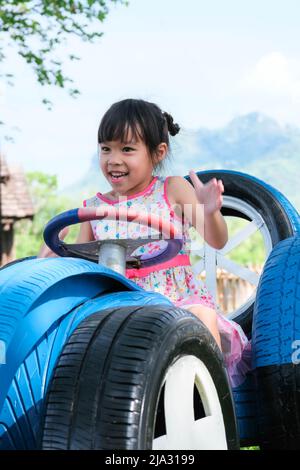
[84,176,251,387]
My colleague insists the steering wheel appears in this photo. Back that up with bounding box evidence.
[43,206,183,273]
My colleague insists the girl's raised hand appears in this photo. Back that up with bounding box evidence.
[189,170,224,215]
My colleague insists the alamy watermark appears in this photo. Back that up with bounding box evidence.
[94,201,205,252]
[0,340,6,365]
[292,340,300,364]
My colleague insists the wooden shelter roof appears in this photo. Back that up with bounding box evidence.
[1,155,35,220]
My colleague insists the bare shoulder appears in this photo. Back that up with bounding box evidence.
[166,176,196,205]
[100,190,115,200]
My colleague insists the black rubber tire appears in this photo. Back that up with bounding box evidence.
[252,236,300,449]
[186,170,300,336]
[41,305,239,450]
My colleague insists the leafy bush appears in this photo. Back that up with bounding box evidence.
[14,172,77,258]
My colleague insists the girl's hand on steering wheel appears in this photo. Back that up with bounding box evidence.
[38,227,69,258]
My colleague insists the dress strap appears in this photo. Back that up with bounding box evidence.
[96,176,159,204]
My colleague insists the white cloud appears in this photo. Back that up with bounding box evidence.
[241,52,300,101]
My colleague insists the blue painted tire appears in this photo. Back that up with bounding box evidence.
[252,235,300,449]
[187,170,300,335]
[0,256,37,271]
[0,257,156,449]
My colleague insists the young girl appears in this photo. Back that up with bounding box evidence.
[40,98,251,388]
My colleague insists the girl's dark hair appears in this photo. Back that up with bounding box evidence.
[98,98,180,168]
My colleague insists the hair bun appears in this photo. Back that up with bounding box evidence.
[163,112,180,136]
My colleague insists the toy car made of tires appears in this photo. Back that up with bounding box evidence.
[0,169,299,450]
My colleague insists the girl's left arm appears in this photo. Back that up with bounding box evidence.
[167,175,228,250]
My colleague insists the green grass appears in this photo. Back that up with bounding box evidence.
[240,446,260,450]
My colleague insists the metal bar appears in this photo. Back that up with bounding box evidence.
[98,241,127,275]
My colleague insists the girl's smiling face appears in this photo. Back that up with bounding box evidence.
[100,132,163,198]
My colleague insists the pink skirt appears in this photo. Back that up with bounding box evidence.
[175,295,252,388]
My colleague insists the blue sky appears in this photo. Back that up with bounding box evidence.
[1,0,300,189]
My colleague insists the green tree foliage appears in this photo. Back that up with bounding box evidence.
[14,171,76,257]
[0,0,127,104]
[225,217,266,265]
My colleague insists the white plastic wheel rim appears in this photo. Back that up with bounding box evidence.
[191,195,273,320]
[152,355,228,450]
